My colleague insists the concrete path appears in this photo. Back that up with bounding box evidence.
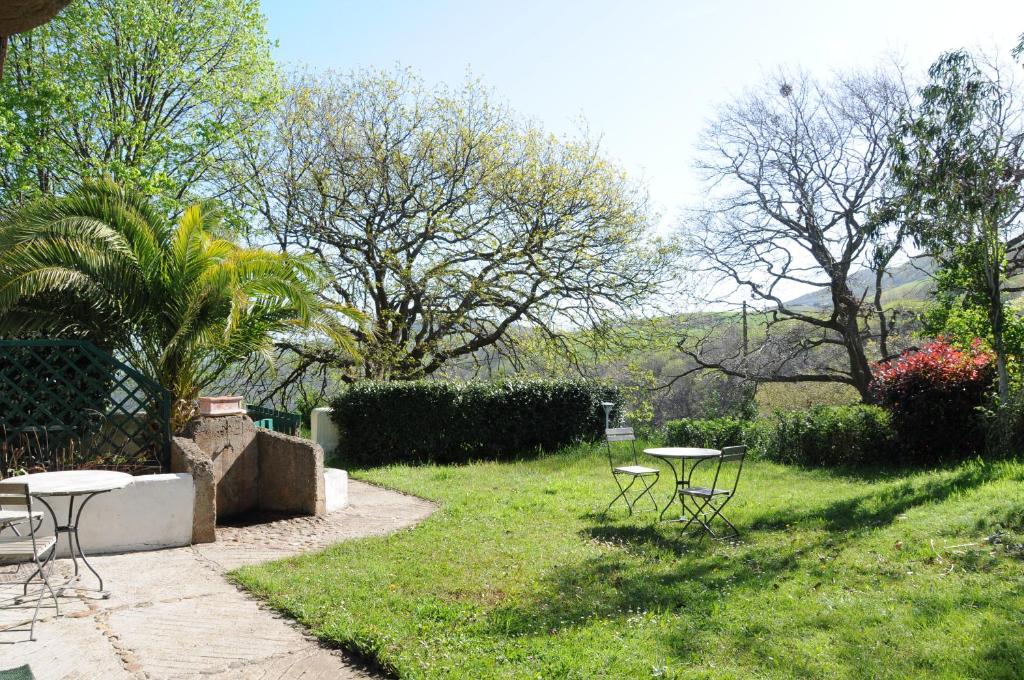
[0,480,436,679]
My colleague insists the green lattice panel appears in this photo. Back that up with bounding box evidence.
[0,340,171,474]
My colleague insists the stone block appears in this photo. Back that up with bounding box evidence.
[325,467,348,512]
[180,413,259,518]
[256,428,326,515]
[170,436,216,543]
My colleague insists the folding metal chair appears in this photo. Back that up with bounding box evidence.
[603,427,660,516]
[0,482,59,641]
[678,445,746,539]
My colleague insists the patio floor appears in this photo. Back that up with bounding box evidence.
[0,480,437,679]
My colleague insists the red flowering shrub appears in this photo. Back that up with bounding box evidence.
[870,338,995,462]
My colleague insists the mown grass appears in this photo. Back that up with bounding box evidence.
[233,447,1024,679]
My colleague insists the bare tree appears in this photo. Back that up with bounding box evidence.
[231,68,675,381]
[678,67,911,401]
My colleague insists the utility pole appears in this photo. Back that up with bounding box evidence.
[742,301,749,356]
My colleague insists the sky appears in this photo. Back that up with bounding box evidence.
[259,0,1024,233]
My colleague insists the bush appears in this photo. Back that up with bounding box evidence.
[663,417,751,450]
[870,338,994,463]
[761,405,894,466]
[328,379,618,467]
[979,392,1024,458]
[665,406,892,467]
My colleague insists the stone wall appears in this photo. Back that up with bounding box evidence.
[256,429,325,515]
[172,412,329,543]
[170,436,216,544]
[178,413,258,517]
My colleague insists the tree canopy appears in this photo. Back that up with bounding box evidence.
[679,68,910,401]
[232,69,675,381]
[893,50,1024,400]
[0,0,276,210]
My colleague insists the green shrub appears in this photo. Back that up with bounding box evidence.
[663,405,894,467]
[328,379,618,467]
[762,405,894,466]
[981,391,1024,458]
[662,417,751,450]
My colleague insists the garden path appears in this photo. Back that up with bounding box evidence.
[0,480,436,679]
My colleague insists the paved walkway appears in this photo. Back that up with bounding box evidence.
[0,480,436,679]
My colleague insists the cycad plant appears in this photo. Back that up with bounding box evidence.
[0,179,360,428]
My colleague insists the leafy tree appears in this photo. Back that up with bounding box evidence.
[681,68,911,402]
[893,51,1024,400]
[0,0,276,210]
[232,68,675,381]
[0,179,359,427]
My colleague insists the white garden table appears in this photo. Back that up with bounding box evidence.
[643,447,721,522]
[10,470,133,597]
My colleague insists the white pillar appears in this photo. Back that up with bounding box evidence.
[311,407,339,457]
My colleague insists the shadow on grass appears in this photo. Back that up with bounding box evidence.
[482,459,1006,641]
[746,458,1004,533]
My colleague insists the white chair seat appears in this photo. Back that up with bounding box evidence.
[614,465,659,476]
[0,509,42,527]
[0,534,56,558]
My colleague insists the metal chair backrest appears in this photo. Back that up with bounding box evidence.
[605,427,639,469]
[709,445,746,496]
[0,481,44,553]
[0,482,31,511]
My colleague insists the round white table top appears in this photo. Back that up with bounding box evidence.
[644,447,721,459]
[8,470,134,496]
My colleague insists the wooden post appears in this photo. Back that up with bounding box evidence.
[742,300,749,356]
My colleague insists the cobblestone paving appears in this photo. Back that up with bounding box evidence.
[0,480,437,679]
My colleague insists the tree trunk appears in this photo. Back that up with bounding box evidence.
[836,281,876,403]
[990,278,1009,401]
[844,316,875,403]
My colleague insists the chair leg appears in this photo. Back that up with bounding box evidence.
[703,496,740,539]
[677,495,714,535]
[26,579,47,641]
[635,473,660,512]
[605,474,638,517]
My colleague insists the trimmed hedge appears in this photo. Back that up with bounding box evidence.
[663,405,894,467]
[765,405,893,466]
[328,379,618,467]
[663,416,752,450]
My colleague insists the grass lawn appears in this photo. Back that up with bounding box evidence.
[233,447,1024,679]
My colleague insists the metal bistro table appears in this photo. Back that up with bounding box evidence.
[10,470,133,597]
[643,447,721,522]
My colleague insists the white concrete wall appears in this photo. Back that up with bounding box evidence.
[324,468,348,512]
[34,473,194,557]
[311,407,339,458]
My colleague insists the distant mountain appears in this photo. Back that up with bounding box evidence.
[786,258,936,310]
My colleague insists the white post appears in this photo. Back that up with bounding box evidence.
[311,407,339,456]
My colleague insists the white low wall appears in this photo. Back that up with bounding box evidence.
[35,473,194,557]
[325,468,348,512]
[311,407,339,458]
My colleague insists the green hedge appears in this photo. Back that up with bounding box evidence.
[663,405,894,467]
[328,379,618,467]
[663,416,753,450]
[764,405,893,466]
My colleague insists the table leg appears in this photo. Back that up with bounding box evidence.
[658,458,709,524]
[69,492,106,595]
[32,492,110,598]
[658,458,685,521]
